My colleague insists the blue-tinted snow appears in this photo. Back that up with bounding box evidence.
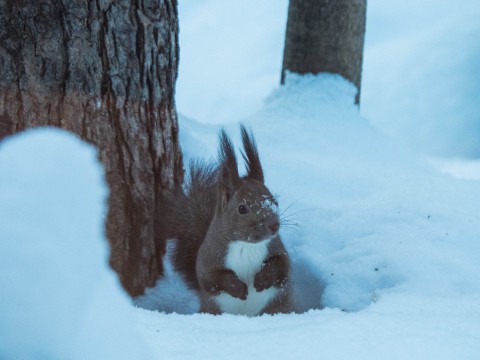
[0,128,150,359]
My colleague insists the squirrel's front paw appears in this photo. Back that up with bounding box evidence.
[254,266,276,292]
[225,277,248,300]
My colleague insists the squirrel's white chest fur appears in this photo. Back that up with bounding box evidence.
[215,239,278,316]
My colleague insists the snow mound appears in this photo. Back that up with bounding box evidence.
[0,128,150,359]
[134,72,480,359]
[158,73,480,313]
[249,73,480,310]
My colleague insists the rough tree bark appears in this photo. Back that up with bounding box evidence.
[281,0,367,104]
[0,0,183,296]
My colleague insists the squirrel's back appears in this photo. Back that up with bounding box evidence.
[162,160,218,289]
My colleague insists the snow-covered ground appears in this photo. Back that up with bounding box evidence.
[1,1,480,359]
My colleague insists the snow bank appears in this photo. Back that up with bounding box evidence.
[137,73,480,359]
[173,73,480,312]
[0,128,149,359]
[254,74,480,311]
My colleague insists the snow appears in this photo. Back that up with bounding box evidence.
[177,0,480,159]
[430,158,480,181]
[362,0,480,158]
[136,296,480,360]
[136,73,480,358]
[0,128,150,359]
[134,241,199,314]
[2,1,480,359]
[176,0,289,125]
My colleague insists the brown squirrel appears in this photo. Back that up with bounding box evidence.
[161,125,293,316]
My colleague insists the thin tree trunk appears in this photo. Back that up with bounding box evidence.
[0,0,183,296]
[281,0,367,104]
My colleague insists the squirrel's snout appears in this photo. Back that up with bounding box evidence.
[268,220,280,235]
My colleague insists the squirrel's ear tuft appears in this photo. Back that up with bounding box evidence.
[218,129,240,207]
[240,125,264,183]
[219,164,235,207]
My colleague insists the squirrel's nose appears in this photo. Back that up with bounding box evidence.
[268,220,280,235]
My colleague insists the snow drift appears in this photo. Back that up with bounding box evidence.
[136,74,480,359]
[0,128,149,359]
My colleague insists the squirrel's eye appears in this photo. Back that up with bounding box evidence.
[238,204,249,215]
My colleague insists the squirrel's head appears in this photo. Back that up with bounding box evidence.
[214,126,280,243]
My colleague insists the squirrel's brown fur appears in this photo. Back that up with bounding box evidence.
[160,125,294,315]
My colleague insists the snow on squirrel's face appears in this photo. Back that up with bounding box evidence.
[222,179,280,243]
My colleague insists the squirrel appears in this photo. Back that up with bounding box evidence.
[161,125,294,316]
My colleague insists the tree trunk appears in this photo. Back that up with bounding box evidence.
[281,0,367,104]
[0,0,183,296]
